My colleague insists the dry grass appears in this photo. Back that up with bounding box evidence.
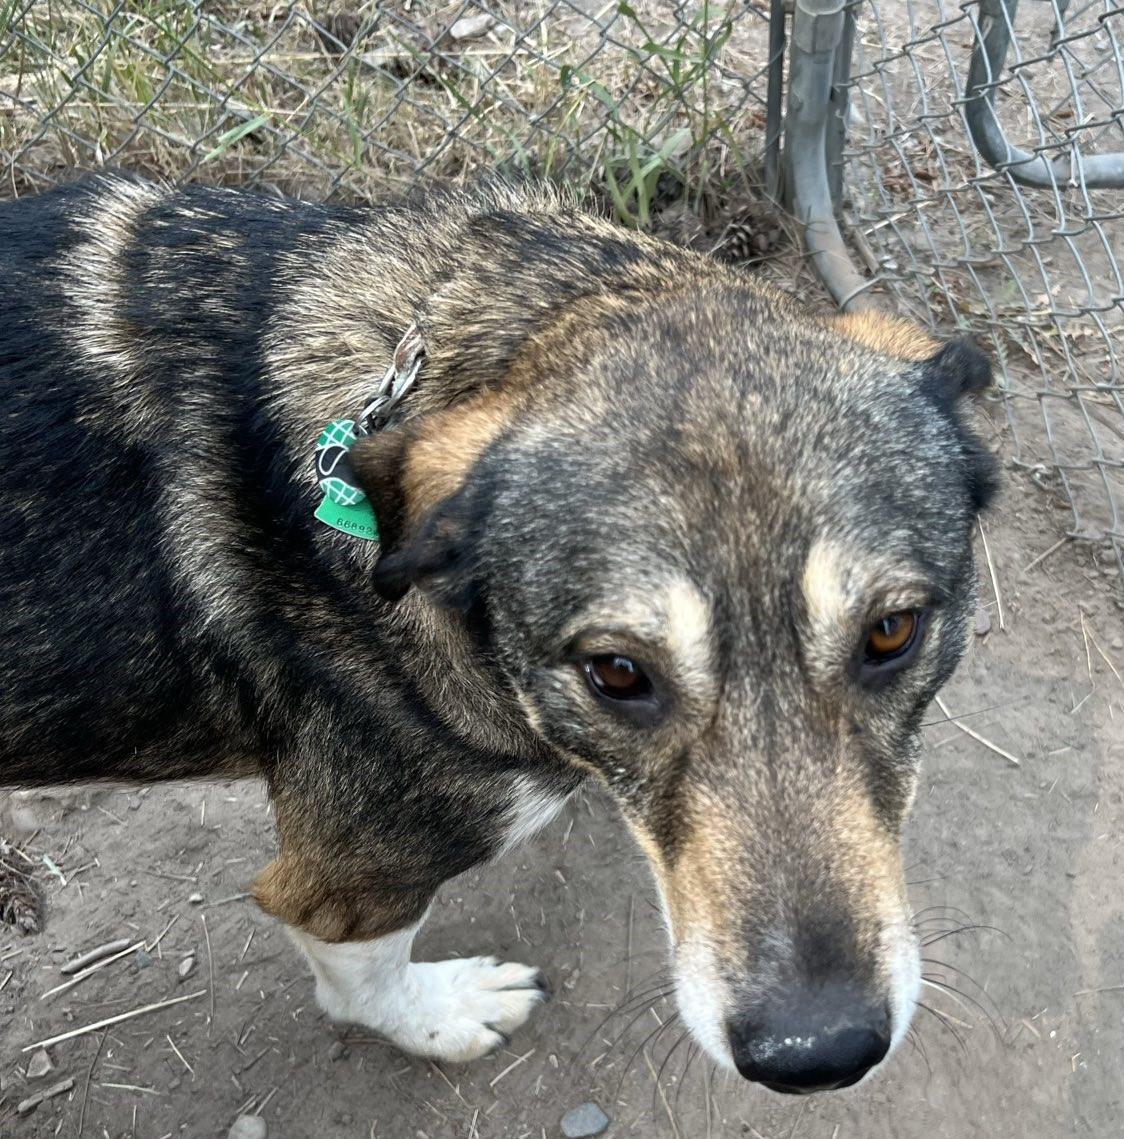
[0,0,773,224]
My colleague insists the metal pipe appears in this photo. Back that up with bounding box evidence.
[763,0,788,204]
[965,0,1124,189]
[825,0,857,212]
[784,0,874,310]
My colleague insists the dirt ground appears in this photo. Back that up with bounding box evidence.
[1,417,1122,1139]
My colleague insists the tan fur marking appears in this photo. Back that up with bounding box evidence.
[663,580,712,681]
[253,852,427,943]
[833,312,940,361]
[802,538,851,628]
[402,390,519,522]
[61,180,168,435]
[651,777,904,957]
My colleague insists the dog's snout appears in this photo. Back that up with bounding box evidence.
[727,989,891,1094]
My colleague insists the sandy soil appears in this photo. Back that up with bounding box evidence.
[1,417,1122,1139]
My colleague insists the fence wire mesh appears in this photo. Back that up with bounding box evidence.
[843,0,1124,583]
[1,0,1121,584]
[0,1,774,217]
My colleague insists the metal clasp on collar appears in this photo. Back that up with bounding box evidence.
[359,322,425,433]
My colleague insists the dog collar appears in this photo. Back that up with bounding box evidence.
[313,323,425,542]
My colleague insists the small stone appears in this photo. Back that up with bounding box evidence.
[327,1040,349,1062]
[561,1102,610,1138]
[227,1116,267,1139]
[169,1076,182,1091]
[1111,636,1123,651]
[134,950,154,969]
[178,955,196,979]
[449,13,494,39]
[188,893,204,905]
[26,1049,54,1080]
[974,607,991,636]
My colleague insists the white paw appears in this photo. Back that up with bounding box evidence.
[325,954,550,1064]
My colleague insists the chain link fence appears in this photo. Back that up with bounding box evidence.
[839,0,1124,585]
[1,0,1121,584]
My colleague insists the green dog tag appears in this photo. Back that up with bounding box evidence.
[313,418,379,541]
[314,495,379,541]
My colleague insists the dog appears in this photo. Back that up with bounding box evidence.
[0,175,995,1094]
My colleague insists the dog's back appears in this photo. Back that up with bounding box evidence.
[0,180,358,784]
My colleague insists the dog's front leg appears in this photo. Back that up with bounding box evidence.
[286,918,549,1062]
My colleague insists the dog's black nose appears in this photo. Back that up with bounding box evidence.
[727,993,890,1094]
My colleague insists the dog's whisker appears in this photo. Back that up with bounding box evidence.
[921,972,1006,1036]
[921,922,1007,948]
[612,1009,681,1106]
[915,999,969,1053]
[576,984,677,1075]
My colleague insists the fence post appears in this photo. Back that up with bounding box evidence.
[763,0,788,204]
[783,0,872,310]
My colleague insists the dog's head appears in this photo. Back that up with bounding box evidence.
[352,288,996,1093]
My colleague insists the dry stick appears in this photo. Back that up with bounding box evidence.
[17,1076,75,1116]
[1080,610,1094,682]
[237,927,256,964]
[201,912,216,1034]
[255,1085,279,1116]
[60,938,133,975]
[934,695,1022,767]
[77,1027,108,1139]
[1083,618,1124,688]
[488,1047,534,1088]
[978,518,1005,631]
[1019,535,1068,576]
[166,1033,194,1075]
[787,1099,809,1139]
[202,893,252,908]
[428,1062,472,1108]
[42,940,145,1001]
[625,894,635,997]
[147,913,180,953]
[22,989,206,1052]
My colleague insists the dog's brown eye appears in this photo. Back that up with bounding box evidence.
[865,610,918,661]
[584,655,653,701]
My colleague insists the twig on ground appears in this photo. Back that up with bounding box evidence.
[77,1027,108,1138]
[488,1048,534,1088]
[22,989,207,1051]
[201,912,216,1033]
[977,519,1005,631]
[43,940,145,1000]
[934,695,1022,766]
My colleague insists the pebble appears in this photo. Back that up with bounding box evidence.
[188,893,204,905]
[134,950,154,969]
[178,955,196,979]
[449,13,494,39]
[561,1102,610,1138]
[227,1116,267,1139]
[974,607,991,636]
[26,1049,54,1080]
[327,1040,349,1062]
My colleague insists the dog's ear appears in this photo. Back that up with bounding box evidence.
[348,391,515,603]
[921,337,999,513]
[917,335,993,408]
[834,312,998,511]
[833,312,994,401]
